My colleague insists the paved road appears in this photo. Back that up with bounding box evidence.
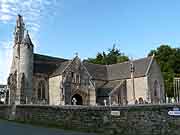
[0,120,97,135]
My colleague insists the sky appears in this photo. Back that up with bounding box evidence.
[0,0,180,84]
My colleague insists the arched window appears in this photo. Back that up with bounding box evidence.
[153,80,159,97]
[38,81,46,100]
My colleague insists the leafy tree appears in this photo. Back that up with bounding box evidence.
[148,45,180,97]
[87,53,104,64]
[174,48,180,74]
[87,45,129,65]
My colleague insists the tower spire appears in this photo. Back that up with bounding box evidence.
[23,30,33,47]
[14,14,25,45]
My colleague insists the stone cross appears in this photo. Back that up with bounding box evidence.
[104,99,107,106]
[72,97,77,105]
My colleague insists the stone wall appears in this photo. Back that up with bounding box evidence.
[0,105,10,119]
[13,104,180,135]
[49,75,62,105]
[126,77,148,103]
[148,60,165,103]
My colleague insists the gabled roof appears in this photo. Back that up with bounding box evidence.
[33,53,69,75]
[107,56,152,80]
[83,56,153,80]
[83,62,108,80]
[50,61,71,77]
[33,53,153,80]
[50,56,82,77]
[96,80,124,97]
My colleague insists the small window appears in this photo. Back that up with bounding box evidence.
[76,74,80,83]
[71,72,74,78]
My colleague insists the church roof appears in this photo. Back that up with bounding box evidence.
[84,56,153,80]
[33,52,153,80]
[107,56,152,80]
[83,62,108,80]
[96,80,124,97]
[50,61,72,77]
[33,53,69,75]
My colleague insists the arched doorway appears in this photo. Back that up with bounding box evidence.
[71,94,83,105]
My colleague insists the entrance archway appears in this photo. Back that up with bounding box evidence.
[71,94,83,105]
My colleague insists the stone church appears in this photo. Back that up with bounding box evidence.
[8,15,165,105]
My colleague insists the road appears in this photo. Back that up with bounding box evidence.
[0,120,97,135]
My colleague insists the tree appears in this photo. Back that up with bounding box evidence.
[87,45,129,65]
[148,45,180,97]
[174,48,180,75]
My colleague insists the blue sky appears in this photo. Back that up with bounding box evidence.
[0,0,180,83]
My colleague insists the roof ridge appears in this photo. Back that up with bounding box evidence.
[34,53,69,61]
[107,56,151,66]
[145,55,155,75]
[132,56,152,62]
[83,61,107,67]
[50,60,72,77]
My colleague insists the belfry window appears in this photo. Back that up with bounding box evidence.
[38,81,46,100]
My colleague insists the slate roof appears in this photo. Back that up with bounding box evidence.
[107,57,152,80]
[83,62,108,80]
[34,53,152,81]
[84,56,152,80]
[96,80,124,97]
[50,60,72,77]
[33,53,69,75]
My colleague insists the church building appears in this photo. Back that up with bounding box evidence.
[8,15,165,105]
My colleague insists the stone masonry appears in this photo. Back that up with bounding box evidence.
[1,104,180,135]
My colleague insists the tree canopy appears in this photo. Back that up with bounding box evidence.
[148,45,180,97]
[86,45,129,65]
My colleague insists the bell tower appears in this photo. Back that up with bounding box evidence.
[10,14,25,73]
[9,15,33,104]
[19,31,34,103]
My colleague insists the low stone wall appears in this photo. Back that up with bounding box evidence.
[0,105,10,119]
[14,104,180,135]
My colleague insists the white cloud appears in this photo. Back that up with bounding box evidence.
[0,0,58,84]
[0,41,12,84]
[0,0,58,32]
[0,14,12,21]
